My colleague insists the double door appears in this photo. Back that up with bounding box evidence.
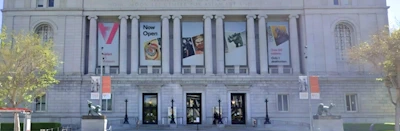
[186,93,202,124]
[231,93,246,124]
[143,93,158,124]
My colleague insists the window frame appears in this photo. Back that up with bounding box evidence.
[48,0,54,7]
[345,94,358,112]
[277,94,289,112]
[34,94,47,112]
[101,94,113,112]
[334,22,354,61]
[35,24,54,43]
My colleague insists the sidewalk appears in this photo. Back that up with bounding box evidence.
[111,124,309,131]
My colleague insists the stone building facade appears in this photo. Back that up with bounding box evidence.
[1,0,393,127]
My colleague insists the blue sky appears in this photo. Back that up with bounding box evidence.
[0,0,398,29]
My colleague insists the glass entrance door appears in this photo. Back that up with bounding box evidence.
[231,93,246,124]
[186,93,202,124]
[143,93,158,124]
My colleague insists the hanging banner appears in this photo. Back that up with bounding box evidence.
[267,22,290,66]
[102,76,112,99]
[224,22,247,66]
[97,22,120,66]
[140,22,162,66]
[90,76,100,99]
[90,76,112,99]
[298,76,308,99]
[182,22,204,66]
[310,76,320,99]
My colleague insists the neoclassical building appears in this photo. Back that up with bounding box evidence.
[1,0,393,128]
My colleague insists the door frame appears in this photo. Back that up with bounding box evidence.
[142,93,158,124]
[186,93,202,124]
[230,93,246,124]
[227,91,250,125]
[183,91,205,125]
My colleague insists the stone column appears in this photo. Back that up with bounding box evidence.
[173,15,182,74]
[215,14,225,74]
[119,15,128,74]
[130,15,140,75]
[88,15,98,74]
[289,14,300,74]
[246,14,257,75]
[161,15,171,74]
[258,15,268,75]
[204,14,213,75]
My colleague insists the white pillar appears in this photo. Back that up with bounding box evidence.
[246,14,257,75]
[88,15,98,74]
[258,15,268,75]
[204,14,213,75]
[215,14,225,74]
[173,15,182,74]
[119,15,128,74]
[161,15,171,74]
[130,15,140,75]
[289,14,300,74]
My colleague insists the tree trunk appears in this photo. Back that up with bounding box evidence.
[396,94,400,131]
[13,112,20,131]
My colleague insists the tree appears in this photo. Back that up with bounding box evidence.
[0,28,59,131]
[347,27,400,131]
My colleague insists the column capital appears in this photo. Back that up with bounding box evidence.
[172,15,182,19]
[130,15,140,20]
[214,14,225,19]
[257,15,268,19]
[246,14,256,19]
[161,15,171,19]
[203,14,213,20]
[118,15,129,20]
[289,14,299,19]
[87,15,98,20]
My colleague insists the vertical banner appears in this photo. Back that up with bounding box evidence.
[102,76,112,99]
[310,76,320,99]
[298,76,308,99]
[97,22,120,66]
[224,22,247,66]
[90,76,100,99]
[140,22,162,66]
[267,22,290,65]
[182,22,204,66]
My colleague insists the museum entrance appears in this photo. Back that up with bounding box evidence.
[143,93,158,124]
[186,93,202,124]
[231,93,246,124]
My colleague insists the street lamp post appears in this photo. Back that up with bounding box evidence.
[99,47,104,109]
[305,46,313,131]
[170,99,176,124]
[123,99,129,124]
[218,99,223,124]
[264,99,271,124]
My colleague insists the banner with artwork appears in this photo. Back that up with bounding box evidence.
[182,22,204,66]
[298,76,308,99]
[97,22,120,66]
[224,22,247,66]
[90,76,100,99]
[267,22,290,66]
[140,22,162,66]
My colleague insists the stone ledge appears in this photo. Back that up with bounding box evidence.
[82,115,107,119]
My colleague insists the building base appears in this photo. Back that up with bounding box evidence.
[81,115,108,131]
[312,115,344,131]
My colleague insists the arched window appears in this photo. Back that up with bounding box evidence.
[35,24,53,43]
[334,22,353,61]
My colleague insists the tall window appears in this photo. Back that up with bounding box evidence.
[277,94,289,111]
[35,95,46,111]
[35,24,54,43]
[102,95,112,111]
[345,94,358,111]
[37,0,44,7]
[334,23,353,61]
[48,0,54,7]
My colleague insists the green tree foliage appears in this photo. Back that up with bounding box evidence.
[347,27,400,131]
[0,27,59,131]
